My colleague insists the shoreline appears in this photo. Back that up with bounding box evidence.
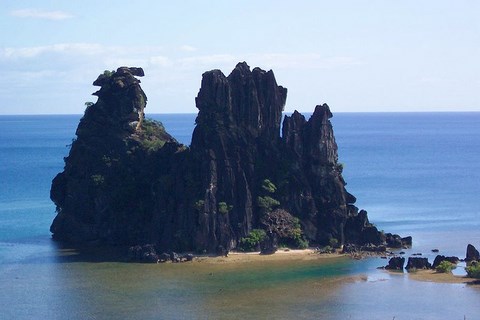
[193,248,346,264]
[194,248,480,287]
[60,243,480,286]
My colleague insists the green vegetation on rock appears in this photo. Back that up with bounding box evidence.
[218,202,233,215]
[261,179,277,194]
[288,217,309,249]
[466,263,480,278]
[435,261,456,273]
[138,119,169,152]
[239,229,266,252]
[103,70,115,77]
[257,179,280,214]
[257,196,280,212]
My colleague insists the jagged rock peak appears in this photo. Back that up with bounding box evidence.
[50,67,179,245]
[93,66,144,87]
[78,67,147,134]
[194,62,287,141]
[282,103,338,166]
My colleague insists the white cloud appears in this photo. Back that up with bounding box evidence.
[0,43,368,114]
[1,43,106,59]
[1,44,360,72]
[10,9,73,20]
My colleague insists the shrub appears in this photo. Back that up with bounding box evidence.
[143,119,165,136]
[466,263,480,279]
[296,238,309,249]
[103,70,115,77]
[257,196,280,211]
[238,229,267,252]
[141,139,165,152]
[261,179,277,194]
[435,261,456,273]
[218,202,233,215]
[290,217,308,249]
[138,119,168,152]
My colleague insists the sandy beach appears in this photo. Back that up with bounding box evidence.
[193,248,345,264]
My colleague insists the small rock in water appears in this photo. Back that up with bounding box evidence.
[431,249,439,253]
[432,255,460,268]
[406,257,431,271]
[466,244,480,262]
[385,257,405,270]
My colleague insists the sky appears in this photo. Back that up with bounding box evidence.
[1,0,479,115]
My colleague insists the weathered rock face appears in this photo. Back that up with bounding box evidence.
[466,244,480,262]
[282,108,386,245]
[406,257,432,271]
[50,62,390,253]
[385,233,412,248]
[432,255,459,269]
[189,63,287,252]
[385,257,405,270]
[50,67,184,245]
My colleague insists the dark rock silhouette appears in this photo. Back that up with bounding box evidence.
[50,67,182,245]
[50,63,402,254]
[384,233,412,248]
[406,257,432,271]
[466,244,480,262]
[385,257,405,270]
[432,255,459,269]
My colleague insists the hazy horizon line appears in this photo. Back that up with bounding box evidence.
[1,110,480,117]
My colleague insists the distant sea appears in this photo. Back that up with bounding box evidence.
[1,112,479,319]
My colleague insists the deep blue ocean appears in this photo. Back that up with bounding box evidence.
[1,112,479,319]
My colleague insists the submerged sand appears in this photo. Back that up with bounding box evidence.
[407,269,480,285]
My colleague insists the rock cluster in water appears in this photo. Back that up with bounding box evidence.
[50,63,404,255]
[384,243,480,272]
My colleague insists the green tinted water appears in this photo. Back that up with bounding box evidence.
[1,248,357,319]
[3,241,480,319]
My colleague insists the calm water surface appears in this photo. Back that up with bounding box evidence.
[1,113,479,319]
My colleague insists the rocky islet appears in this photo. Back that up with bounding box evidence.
[50,63,407,257]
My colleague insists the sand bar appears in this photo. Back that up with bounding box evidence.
[193,248,345,264]
[403,269,480,286]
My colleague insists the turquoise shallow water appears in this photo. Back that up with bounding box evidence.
[1,113,479,319]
